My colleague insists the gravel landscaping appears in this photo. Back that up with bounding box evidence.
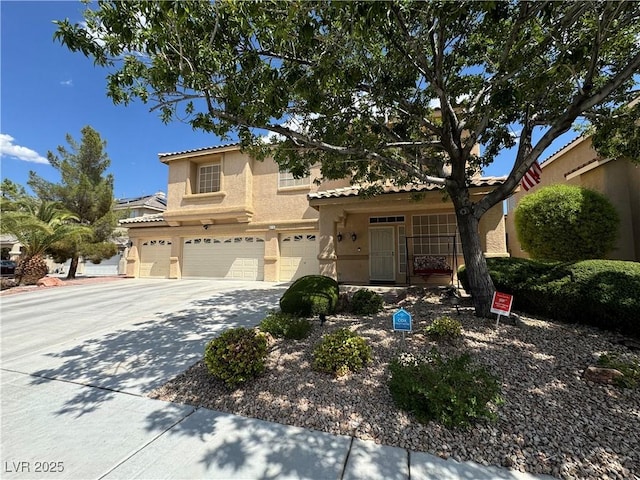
[150,288,640,480]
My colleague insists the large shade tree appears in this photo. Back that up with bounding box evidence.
[28,126,118,279]
[55,1,640,315]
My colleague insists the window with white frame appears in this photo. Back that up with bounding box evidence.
[412,213,462,255]
[278,170,310,188]
[198,163,221,193]
[398,226,407,274]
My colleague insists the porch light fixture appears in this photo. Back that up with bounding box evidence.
[337,233,343,242]
[203,224,212,230]
[351,232,357,242]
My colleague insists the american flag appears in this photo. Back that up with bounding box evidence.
[521,161,542,191]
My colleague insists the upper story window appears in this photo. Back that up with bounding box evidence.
[199,163,221,193]
[278,170,310,188]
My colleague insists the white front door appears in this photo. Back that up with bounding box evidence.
[369,227,395,281]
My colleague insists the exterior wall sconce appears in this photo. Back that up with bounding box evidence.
[351,232,357,242]
[203,224,212,230]
[337,233,343,242]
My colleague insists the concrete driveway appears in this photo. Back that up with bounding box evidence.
[1,278,287,395]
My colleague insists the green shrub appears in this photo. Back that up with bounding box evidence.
[388,349,502,428]
[280,275,339,317]
[204,327,268,388]
[597,353,640,388]
[350,289,384,315]
[458,258,640,337]
[425,316,462,340]
[259,311,313,339]
[514,184,619,261]
[312,328,372,376]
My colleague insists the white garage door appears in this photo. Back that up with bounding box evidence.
[182,236,265,280]
[83,253,121,276]
[139,239,172,278]
[279,233,319,282]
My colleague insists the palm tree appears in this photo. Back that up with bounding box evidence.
[1,200,91,284]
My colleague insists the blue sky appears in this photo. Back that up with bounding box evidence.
[1,1,577,200]
[1,1,218,199]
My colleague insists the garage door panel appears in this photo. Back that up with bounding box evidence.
[139,239,171,278]
[279,234,319,282]
[182,237,264,280]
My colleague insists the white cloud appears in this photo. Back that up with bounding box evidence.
[60,79,73,86]
[0,134,49,164]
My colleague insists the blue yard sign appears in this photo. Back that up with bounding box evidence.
[393,308,412,332]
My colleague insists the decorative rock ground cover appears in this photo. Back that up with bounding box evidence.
[150,289,640,480]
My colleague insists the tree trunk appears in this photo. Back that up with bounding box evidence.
[455,207,495,318]
[16,255,49,286]
[67,255,79,279]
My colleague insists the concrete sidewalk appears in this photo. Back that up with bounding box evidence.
[2,369,551,480]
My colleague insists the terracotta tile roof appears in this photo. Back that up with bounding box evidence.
[119,213,165,225]
[158,142,240,158]
[540,135,586,165]
[309,176,506,200]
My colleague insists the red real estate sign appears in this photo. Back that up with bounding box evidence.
[490,291,513,316]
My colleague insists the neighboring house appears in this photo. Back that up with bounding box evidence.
[59,192,168,276]
[115,191,168,219]
[0,234,21,261]
[121,143,509,284]
[505,135,640,262]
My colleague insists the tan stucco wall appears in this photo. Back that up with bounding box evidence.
[250,157,322,224]
[136,147,328,281]
[128,146,509,283]
[505,136,639,261]
[480,205,507,257]
[162,147,345,228]
[313,189,507,285]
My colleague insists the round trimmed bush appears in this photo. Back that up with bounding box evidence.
[279,275,339,317]
[514,184,619,261]
[312,328,372,376]
[204,327,268,388]
[350,289,384,315]
[425,316,462,340]
[259,311,313,339]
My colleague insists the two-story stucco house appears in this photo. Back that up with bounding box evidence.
[505,135,640,262]
[121,144,509,284]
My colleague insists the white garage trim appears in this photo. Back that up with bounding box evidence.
[182,236,265,280]
[279,233,319,282]
[139,239,172,278]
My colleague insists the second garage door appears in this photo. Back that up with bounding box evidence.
[279,233,319,282]
[182,236,265,280]
[139,239,172,278]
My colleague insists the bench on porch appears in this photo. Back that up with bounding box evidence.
[412,255,454,280]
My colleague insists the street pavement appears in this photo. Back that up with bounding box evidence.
[1,278,552,479]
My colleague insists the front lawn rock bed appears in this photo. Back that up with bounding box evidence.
[151,289,640,480]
